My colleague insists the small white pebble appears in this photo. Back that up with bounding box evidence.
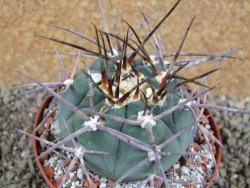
[69,172,75,178]
[114,184,122,188]
[100,182,107,188]
[180,166,190,175]
[77,168,83,179]
[205,124,211,129]
[173,163,180,169]
[100,177,107,183]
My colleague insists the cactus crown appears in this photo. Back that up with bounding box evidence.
[16,0,249,187]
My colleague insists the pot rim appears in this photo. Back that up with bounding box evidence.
[32,95,222,188]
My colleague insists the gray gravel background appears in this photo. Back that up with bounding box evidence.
[0,86,249,188]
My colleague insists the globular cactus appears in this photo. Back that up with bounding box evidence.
[58,56,195,181]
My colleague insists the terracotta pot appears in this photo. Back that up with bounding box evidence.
[33,95,222,188]
[204,107,222,188]
[33,95,55,188]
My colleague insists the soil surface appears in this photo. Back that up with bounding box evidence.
[1,0,250,98]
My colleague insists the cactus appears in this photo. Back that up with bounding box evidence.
[58,55,195,181]
[15,0,250,187]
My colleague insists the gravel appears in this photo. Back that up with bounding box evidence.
[210,95,250,188]
[0,86,47,188]
[0,86,249,188]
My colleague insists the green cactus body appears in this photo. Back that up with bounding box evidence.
[58,56,195,182]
